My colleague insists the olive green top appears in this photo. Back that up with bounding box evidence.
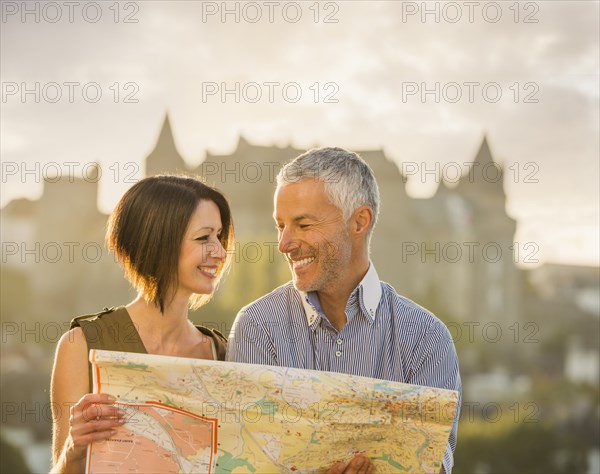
[70,306,227,391]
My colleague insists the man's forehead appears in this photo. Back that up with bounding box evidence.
[274,181,338,221]
[275,179,327,200]
[275,180,325,204]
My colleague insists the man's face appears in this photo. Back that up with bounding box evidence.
[274,180,352,293]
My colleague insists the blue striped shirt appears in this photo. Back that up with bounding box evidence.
[227,263,461,473]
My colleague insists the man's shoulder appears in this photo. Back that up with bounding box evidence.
[380,281,432,315]
[379,281,447,333]
[238,281,299,318]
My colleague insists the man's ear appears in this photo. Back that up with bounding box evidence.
[351,206,373,237]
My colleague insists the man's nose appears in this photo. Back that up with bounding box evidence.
[278,227,299,255]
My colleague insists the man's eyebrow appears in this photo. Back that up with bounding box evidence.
[293,214,318,222]
[273,214,318,223]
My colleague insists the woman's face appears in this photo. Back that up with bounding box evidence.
[176,200,227,298]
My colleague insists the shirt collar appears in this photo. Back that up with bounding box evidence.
[358,262,383,320]
[298,262,382,329]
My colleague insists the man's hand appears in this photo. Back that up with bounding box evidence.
[326,455,373,474]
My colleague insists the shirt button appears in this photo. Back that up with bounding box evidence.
[336,338,343,345]
[335,350,342,357]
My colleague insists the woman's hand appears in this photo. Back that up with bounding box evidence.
[64,393,125,462]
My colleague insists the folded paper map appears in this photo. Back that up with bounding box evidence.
[87,349,458,473]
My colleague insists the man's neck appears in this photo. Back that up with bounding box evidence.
[317,259,370,332]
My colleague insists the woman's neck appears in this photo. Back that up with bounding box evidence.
[125,293,195,353]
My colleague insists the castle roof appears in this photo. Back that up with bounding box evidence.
[0,198,37,217]
[145,113,187,176]
[455,135,506,204]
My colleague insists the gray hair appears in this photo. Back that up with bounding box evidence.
[276,147,380,239]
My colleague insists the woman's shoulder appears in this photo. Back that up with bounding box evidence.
[195,325,227,341]
[69,306,129,329]
[68,306,144,353]
[195,325,227,360]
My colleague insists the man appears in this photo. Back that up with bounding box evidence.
[227,147,461,474]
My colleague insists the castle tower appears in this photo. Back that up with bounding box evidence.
[455,135,507,212]
[450,136,520,324]
[145,114,187,177]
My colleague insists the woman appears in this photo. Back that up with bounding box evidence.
[50,175,234,473]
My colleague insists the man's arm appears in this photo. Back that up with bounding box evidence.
[409,319,462,474]
[226,308,277,365]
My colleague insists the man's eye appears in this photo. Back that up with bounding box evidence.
[299,224,311,229]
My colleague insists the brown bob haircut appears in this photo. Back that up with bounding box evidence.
[106,175,234,312]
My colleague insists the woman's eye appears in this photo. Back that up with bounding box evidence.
[299,224,311,229]
[196,236,209,241]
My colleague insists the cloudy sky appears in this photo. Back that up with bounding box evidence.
[1,0,598,266]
